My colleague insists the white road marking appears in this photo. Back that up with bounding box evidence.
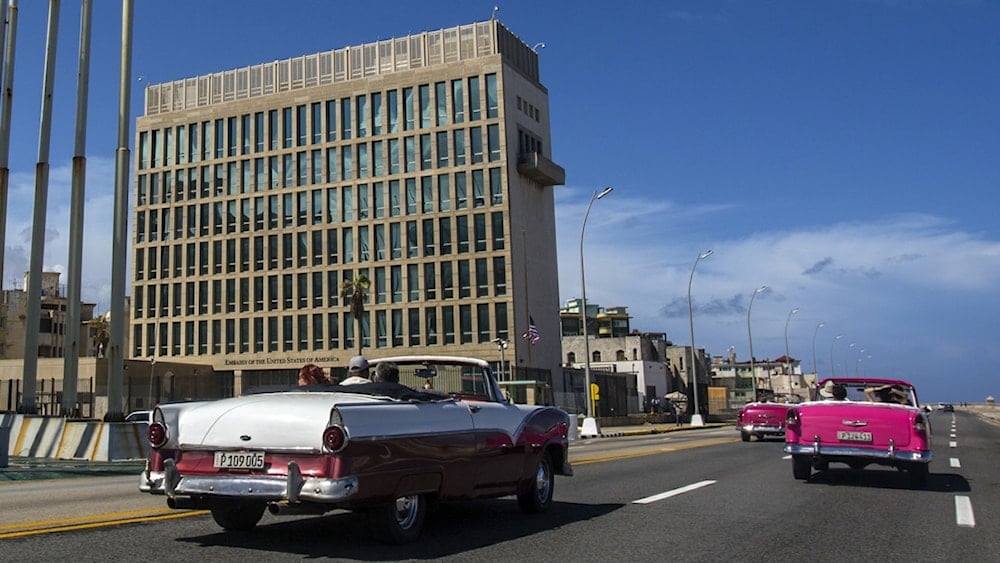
[949,458,961,468]
[950,433,956,438]
[633,480,717,504]
[782,455,791,460]
[955,496,976,528]
[949,441,958,448]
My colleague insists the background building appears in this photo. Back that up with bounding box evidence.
[0,272,98,360]
[132,19,564,391]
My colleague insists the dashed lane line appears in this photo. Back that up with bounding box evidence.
[633,480,717,505]
[955,496,976,528]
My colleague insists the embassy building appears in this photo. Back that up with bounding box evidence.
[132,19,566,391]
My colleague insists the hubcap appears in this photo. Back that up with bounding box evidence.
[394,495,419,528]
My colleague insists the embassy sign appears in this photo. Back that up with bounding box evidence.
[223,354,343,367]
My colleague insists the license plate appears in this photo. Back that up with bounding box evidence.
[213,451,265,469]
[837,430,873,443]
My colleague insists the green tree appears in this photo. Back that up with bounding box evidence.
[88,316,110,358]
[339,274,370,355]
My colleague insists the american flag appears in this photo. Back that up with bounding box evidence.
[522,316,540,345]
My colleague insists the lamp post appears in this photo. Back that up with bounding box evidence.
[855,349,865,376]
[687,249,713,426]
[812,322,825,378]
[830,334,843,377]
[580,186,613,431]
[493,338,508,380]
[147,357,156,410]
[747,285,767,402]
[783,307,799,401]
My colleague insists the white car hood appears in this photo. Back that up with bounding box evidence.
[170,391,385,451]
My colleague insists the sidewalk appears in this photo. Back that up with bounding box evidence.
[576,420,731,439]
[0,458,145,482]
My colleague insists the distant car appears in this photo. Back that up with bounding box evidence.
[784,378,932,487]
[735,402,788,442]
[138,355,573,544]
[125,410,152,424]
[941,404,954,412]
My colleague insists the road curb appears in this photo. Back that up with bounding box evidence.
[579,423,730,439]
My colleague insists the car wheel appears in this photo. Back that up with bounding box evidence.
[740,431,750,442]
[909,463,929,488]
[370,494,426,544]
[517,453,554,514]
[792,455,812,480]
[755,433,764,441]
[210,502,265,531]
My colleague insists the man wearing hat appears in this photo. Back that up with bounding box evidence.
[820,380,847,401]
[340,355,372,385]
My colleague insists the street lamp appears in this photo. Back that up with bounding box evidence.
[855,349,865,376]
[687,249,713,426]
[147,357,156,410]
[492,338,508,380]
[812,322,825,378]
[783,307,799,401]
[747,285,767,402]
[829,334,843,377]
[580,186,613,431]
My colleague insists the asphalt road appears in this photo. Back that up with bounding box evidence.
[0,410,994,562]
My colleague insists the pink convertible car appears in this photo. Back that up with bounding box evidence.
[784,378,932,486]
[735,402,789,442]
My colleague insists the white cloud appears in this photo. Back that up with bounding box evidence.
[3,156,123,313]
[555,185,1000,401]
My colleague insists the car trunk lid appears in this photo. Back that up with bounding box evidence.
[797,402,917,448]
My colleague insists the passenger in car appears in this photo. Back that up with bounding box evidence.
[372,361,400,384]
[832,384,848,400]
[864,384,910,404]
[298,363,331,386]
[340,355,372,385]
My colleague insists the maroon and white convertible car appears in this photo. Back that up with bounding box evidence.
[784,377,932,486]
[139,356,573,543]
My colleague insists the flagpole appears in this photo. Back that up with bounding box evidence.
[521,229,531,367]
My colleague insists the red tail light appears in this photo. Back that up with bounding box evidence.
[785,408,800,427]
[322,425,348,452]
[913,414,928,437]
[148,422,168,448]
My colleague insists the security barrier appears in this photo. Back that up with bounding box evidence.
[2,414,148,462]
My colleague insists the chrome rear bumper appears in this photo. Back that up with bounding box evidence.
[737,424,784,434]
[140,459,359,504]
[784,442,932,463]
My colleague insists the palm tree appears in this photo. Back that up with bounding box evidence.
[88,316,111,358]
[339,274,370,355]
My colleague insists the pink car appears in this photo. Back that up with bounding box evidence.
[784,378,932,486]
[735,402,789,442]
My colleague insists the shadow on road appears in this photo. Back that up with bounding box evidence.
[178,498,622,559]
[805,468,971,493]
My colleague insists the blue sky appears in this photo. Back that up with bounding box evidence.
[3,1,997,402]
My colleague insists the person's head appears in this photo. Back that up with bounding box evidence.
[347,355,370,378]
[819,381,836,399]
[373,361,399,383]
[832,384,848,400]
[298,363,330,386]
